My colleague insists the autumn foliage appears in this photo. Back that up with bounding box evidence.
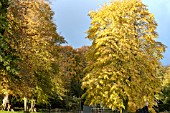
[82,0,165,112]
[0,0,169,112]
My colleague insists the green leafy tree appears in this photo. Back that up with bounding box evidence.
[7,0,49,99]
[0,0,20,109]
[4,0,65,111]
[159,65,170,110]
[54,46,88,110]
[162,66,170,102]
[0,0,19,79]
[57,46,88,97]
[71,46,88,98]
[82,0,166,112]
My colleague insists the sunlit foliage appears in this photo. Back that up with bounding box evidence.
[6,0,65,103]
[82,0,166,112]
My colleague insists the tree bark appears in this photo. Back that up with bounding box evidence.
[24,97,27,112]
[29,99,36,112]
[123,98,128,113]
[2,94,9,110]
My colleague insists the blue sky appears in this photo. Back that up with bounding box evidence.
[51,0,170,66]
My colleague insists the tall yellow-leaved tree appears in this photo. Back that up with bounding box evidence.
[82,0,166,112]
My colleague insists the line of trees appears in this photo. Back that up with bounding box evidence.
[0,0,170,113]
[0,0,88,112]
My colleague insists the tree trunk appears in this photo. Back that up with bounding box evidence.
[2,94,9,110]
[29,99,36,112]
[24,97,28,112]
[123,98,128,113]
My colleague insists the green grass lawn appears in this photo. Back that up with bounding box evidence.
[0,111,23,113]
[0,111,42,113]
